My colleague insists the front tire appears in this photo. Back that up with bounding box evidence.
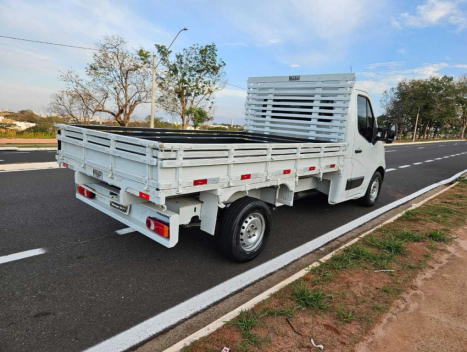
[218,197,272,262]
[359,171,382,207]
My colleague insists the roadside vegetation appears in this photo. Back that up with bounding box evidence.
[182,178,467,352]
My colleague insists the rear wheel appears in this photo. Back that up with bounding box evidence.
[359,171,382,207]
[217,197,272,262]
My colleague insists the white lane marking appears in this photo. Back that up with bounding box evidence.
[385,150,396,153]
[0,160,3,162]
[413,162,423,165]
[455,154,461,156]
[84,168,467,352]
[417,147,425,149]
[443,156,450,158]
[425,160,434,163]
[0,162,60,172]
[115,228,136,235]
[435,158,442,160]
[455,143,458,145]
[386,168,396,172]
[450,155,456,157]
[0,248,47,265]
[439,145,445,147]
[399,165,410,168]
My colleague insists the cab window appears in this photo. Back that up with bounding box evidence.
[357,95,375,143]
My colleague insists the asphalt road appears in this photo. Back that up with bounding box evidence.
[1,141,466,352]
[0,150,57,164]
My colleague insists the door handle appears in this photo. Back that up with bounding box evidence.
[355,149,362,154]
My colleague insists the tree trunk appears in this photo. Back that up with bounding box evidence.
[461,123,466,139]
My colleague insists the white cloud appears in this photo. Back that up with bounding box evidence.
[398,49,406,54]
[290,64,300,68]
[453,64,467,69]
[363,61,405,70]
[356,81,391,95]
[393,0,467,31]
[216,89,247,99]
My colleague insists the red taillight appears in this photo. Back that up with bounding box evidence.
[146,217,169,238]
[330,164,336,168]
[309,166,316,171]
[139,192,150,200]
[193,179,208,186]
[63,162,69,168]
[77,186,95,199]
[283,169,291,175]
[241,174,251,180]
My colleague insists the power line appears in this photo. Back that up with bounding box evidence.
[0,35,99,51]
[1,35,248,90]
[226,83,247,90]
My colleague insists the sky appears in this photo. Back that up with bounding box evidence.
[1,0,467,124]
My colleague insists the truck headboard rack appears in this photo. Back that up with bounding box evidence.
[245,73,356,142]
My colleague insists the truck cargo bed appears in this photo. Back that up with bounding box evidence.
[56,124,347,206]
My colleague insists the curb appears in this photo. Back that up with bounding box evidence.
[0,162,61,172]
[163,180,461,352]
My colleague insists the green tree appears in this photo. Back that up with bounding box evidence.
[186,107,213,129]
[155,43,226,129]
[454,75,467,139]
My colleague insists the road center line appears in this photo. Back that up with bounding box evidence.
[115,228,136,235]
[425,160,434,162]
[399,165,410,168]
[386,168,396,172]
[435,158,442,160]
[417,147,425,149]
[0,248,47,265]
[385,150,396,153]
[413,162,423,165]
[443,156,450,158]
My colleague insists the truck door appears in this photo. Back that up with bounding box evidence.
[347,94,378,198]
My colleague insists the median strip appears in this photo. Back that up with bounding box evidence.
[174,178,467,352]
[0,162,61,172]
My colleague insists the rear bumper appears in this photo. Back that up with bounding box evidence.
[76,185,180,248]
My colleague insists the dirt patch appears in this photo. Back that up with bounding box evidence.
[181,179,467,352]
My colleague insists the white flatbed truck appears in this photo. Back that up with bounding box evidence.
[56,73,396,262]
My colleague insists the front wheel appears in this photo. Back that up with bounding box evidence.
[217,197,272,262]
[359,171,382,207]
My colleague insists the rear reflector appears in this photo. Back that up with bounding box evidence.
[139,192,150,200]
[146,217,169,238]
[241,174,251,180]
[63,163,69,168]
[330,164,336,168]
[77,186,95,199]
[283,169,291,175]
[309,166,316,171]
[193,179,208,186]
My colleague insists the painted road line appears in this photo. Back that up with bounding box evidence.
[385,150,396,153]
[1,151,31,154]
[115,228,136,235]
[0,160,3,162]
[417,147,425,149]
[0,248,47,265]
[165,182,462,352]
[435,158,442,160]
[399,165,410,168]
[425,160,434,163]
[386,168,396,172]
[85,168,467,352]
[439,145,445,147]
[455,143,458,145]
[443,156,450,158]
[413,162,423,165]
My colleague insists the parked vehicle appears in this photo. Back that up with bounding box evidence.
[56,73,396,262]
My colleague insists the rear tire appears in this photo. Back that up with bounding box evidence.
[217,197,272,262]
[359,171,382,207]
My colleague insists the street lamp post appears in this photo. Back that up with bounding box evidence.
[150,27,188,129]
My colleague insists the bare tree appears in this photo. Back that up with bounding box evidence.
[48,90,95,124]
[155,43,226,129]
[55,35,152,126]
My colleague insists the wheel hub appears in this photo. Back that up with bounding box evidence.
[240,212,265,252]
[370,178,379,202]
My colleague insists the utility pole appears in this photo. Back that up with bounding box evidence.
[412,106,420,142]
[150,53,156,128]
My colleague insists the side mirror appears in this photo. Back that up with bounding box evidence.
[385,123,397,144]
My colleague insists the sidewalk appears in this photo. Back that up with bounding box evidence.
[358,225,467,352]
